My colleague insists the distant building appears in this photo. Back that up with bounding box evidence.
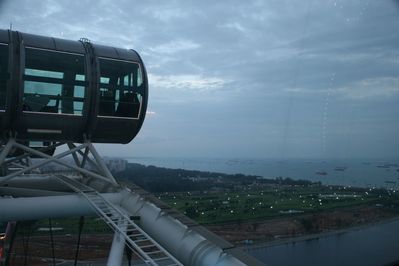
[106,159,127,173]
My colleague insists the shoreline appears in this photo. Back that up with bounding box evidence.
[124,157,399,189]
[204,204,399,248]
[243,214,399,250]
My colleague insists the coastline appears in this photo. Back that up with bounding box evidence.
[242,214,399,251]
[125,157,399,189]
[204,204,399,248]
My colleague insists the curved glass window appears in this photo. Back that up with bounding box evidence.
[0,43,8,110]
[98,58,143,119]
[23,48,86,115]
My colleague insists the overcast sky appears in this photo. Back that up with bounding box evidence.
[1,0,399,159]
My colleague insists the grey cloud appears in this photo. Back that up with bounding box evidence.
[1,0,398,159]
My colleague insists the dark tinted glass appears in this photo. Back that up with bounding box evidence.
[0,44,8,110]
[98,58,143,118]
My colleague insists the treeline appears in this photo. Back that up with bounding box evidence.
[259,176,318,186]
[115,163,252,192]
[115,164,207,192]
[117,163,260,180]
[114,163,318,193]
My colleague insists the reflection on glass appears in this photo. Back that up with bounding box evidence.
[23,48,86,115]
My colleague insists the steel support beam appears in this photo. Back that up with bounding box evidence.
[106,222,128,266]
[0,193,122,221]
[119,188,254,266]
[0,140,117,186]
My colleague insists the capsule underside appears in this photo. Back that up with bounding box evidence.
[0,30,148,144]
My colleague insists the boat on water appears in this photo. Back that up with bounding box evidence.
[334,166,347,171]
[316,171,328,175]
[377,163,399,169]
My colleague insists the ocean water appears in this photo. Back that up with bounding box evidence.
[126,157,399,188]
[246,218,399,266]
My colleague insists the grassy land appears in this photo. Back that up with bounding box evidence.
[159,185,399,224]
[17,184,399,236]
[17,216,112,236]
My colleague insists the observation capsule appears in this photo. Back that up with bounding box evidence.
[0,29,148,144]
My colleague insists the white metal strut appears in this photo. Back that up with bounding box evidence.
[55,175,183,266]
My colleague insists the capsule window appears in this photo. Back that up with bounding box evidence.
[0,43,8,110]
[98,58,143,119]
[23,48,86,115]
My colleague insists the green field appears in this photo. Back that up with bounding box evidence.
[16,185,399,236]
[159,185,399,224]
[16,216,112,237]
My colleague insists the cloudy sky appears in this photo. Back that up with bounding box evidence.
[1,0,398,159]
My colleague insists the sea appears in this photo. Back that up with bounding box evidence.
[245,218,399,266]
[125,157,399,189]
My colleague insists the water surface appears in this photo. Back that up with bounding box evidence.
[127,157,399,188]
[246,219,399,266]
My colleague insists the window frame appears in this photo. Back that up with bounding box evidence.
[22,46,87,116]
[97,57,143,120]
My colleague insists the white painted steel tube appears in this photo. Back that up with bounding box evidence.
[119,189,247,266]
[2,175,72,191]
[107,222,127,266]
[0,193,122,221]
[0,188,258,265]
